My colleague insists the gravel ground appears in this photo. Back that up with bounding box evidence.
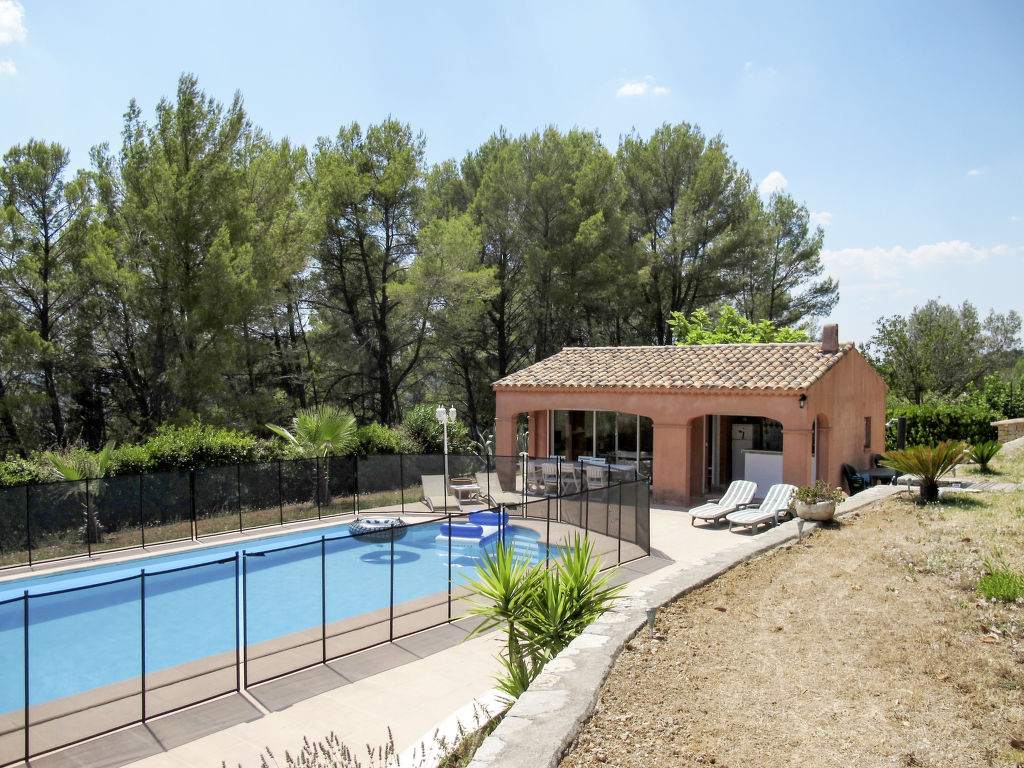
[559,489,1024,768]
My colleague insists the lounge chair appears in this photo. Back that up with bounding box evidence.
[688,480,757,527]
[841,463,868,495]
[725,483,797,533]
[421,474,460,513]
[475,471,523,508]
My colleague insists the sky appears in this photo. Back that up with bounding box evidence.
[0,0,1021,346]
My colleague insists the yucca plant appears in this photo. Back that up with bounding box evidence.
[462,534,622,702]
[880,440,969,503]
[969,440,1001,474]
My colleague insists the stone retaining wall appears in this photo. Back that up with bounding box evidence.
[992,418,1024,444]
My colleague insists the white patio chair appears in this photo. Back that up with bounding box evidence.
[688,480,757,527]
[585,464,609,489]
[725,483,797,533]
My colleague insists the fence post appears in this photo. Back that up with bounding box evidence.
[399,453,405,513]
[321,536,327,663]
[23,591,29,763]
[447,513,453,622]
[25,485,31,567]
[354,455,361,514]
[388,526,395,642]
[189,469,197,541]
[234,553,241,693]
[237,463,243,533]
[278,461,284,526]
[242,551,249,689]
[139,473,145,548]
[141,571,147,721]
[617,483,623,564]
[545,497,551,568]
[85,477,92,557]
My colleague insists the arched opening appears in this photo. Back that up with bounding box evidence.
[696,413,785,496]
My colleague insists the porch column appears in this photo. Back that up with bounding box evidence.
[653,422,692,506]
[782,426,813,489]
[815,425,833,488]
[495,415,516,457]
[528,410,548,458]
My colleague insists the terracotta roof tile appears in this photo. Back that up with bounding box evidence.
[493,343,855,392]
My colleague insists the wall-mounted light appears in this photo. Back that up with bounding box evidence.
[799,394,807,409]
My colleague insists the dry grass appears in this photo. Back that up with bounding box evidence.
[560,455,1024,767]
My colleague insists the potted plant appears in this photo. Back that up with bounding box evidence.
[791,480,844,521]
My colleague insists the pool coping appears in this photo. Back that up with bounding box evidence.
[465,485,903,768]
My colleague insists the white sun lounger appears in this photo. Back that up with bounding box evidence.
[476,471,523,507]
[422,474,460,513]
[689,480,757,526]
[725,483,797,533]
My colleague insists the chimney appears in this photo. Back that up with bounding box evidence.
[821,324,839,353]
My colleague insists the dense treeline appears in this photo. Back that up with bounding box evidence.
[1,75,836,456]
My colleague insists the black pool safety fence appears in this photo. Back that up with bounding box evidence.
[0,453,649,571]
[0,477,650,766]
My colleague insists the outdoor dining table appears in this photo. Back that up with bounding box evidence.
[863,467,900,485]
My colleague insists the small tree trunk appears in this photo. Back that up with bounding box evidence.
[920,480,939,503]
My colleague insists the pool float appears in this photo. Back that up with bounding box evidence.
[348,517,408,543]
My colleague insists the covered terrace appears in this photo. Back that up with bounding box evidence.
[493,325,887,506]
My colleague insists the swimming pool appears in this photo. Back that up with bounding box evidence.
[0,518,546,715]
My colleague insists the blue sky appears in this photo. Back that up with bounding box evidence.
[1,0,1021,346]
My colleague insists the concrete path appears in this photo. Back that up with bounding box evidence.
[27,505,785,768]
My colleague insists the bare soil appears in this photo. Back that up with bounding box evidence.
[561,484,1024,767]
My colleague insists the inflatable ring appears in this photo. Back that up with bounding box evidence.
[349,517,408,543]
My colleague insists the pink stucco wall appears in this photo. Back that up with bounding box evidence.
[494,347,886,506]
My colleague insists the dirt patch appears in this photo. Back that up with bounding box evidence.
[560,491,1024,768]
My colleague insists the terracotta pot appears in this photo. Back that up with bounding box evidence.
[795,500,836,521]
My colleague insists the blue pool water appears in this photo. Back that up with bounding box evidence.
[0,520,545,714]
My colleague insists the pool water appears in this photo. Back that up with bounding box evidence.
[0,520,545,714]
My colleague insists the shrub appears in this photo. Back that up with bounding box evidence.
[970,440,1002,473]
[402,403,471,454]
[885,400,998,450]
[110,423,281,474]
[978,552,1024,602]
[881,440,969,503]
[0,455,53,487]
[354,423,421,455]
[792,480,844,504]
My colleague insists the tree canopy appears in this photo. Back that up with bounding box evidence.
[0,75,840,456]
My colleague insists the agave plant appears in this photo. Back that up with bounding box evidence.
[462,534,622,702]
[969,440,1001,474]
[45,442,116,544]
[880,440,969,503]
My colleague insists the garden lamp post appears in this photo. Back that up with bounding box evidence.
[436,405,456,502]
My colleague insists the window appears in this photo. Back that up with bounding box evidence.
[864,417,872,450]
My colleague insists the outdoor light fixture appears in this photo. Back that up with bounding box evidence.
[796,518,805,542]
[798,394,807,409]
[436,405,456,504]
[646,606,658,638]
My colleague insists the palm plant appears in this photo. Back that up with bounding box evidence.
[267,405,357,504]
[969,440,1001,474]
[462,534,622,701]
[45,442,116,543]
[880,440,969,503]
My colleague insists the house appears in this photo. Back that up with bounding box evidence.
[493,324,887,505]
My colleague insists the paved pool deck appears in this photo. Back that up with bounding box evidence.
[27,504,766,768]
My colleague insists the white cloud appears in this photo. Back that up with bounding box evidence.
[966,168,982,176]
[0,1,25,44]
[822,241,1012,282]
[0,58,13,75]
[809,211,832,228]
[758,171,788,196]
[616,75,669,98]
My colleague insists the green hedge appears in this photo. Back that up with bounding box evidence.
[0,456,54,487]
[354,423,421,455]
[885,400,999,450]
[110,424,283,474]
